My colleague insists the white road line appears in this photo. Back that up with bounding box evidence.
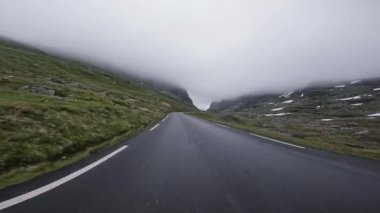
[150,123,160,131]
[217,123,229,128]
[249,133,305,149]
[0,145,128,211]
[208,120,304,149]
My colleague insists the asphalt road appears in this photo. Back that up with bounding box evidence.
[1,112,380,212]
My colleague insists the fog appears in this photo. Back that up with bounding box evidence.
[1,0,380,109]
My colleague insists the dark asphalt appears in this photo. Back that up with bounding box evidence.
[1,112,380,212]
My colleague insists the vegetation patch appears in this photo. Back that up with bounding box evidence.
[188,112,380,160]
[0,41,192,188]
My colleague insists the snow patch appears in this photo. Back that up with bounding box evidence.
[265,113,291,117]
[351,103,363,106]
[300,93,304,97]
[339,96,361,101]
[350,80,361,84]
[316,106,321,109]
[271,107,284,111]
[367,113,380,117]
[373,88,380,91]
[280,91,294,98]
[282,100,294,104]
[321,119,333,121]
[335,85,346,88]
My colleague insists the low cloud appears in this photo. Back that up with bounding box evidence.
[1,0,380,109]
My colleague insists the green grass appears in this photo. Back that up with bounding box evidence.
[188,112,380,160]
[0,41,193,188]
[0,123,154,189]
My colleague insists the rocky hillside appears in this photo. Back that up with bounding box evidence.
[209,78,380,117]
[206,78,380,159]
[0,38,194,187]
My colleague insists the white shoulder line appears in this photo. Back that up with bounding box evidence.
[249,133,305,149]
[0,145,128,211]
[150,123,160,131]
[210,120,303,149]
[217,123,230,128]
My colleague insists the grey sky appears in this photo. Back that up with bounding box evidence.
[1,0,380,109]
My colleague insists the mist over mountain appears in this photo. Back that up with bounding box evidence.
[1,0,380,109]
[115,70,196,107]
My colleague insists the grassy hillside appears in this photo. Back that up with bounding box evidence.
[0,40,193,187]
[200,80,380,159]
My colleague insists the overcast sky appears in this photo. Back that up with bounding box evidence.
[1,0,380,109]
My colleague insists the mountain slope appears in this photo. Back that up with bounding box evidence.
[124,78,195,107]
[91,69,196,108]
[209,79,380,116]
[0,39,194,187]
[204,79,380,159]
[143,81,194,107]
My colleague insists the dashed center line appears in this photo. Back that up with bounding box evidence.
[0,145,128,211]
[150,116,168,130]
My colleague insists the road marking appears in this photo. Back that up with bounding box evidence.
[150,123,159,131]
[217,123,229,128]
[211,120,303,149]
[0,145,128,211]
[249,133,305,149]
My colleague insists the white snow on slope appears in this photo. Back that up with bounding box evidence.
[373,88,380,91]
[367,113,380,117]
[300,93,304,97]
[335,85,346,88]
[271,107,284,111]
[339,96,361,101]
[265,113,291,117]
[351,103,363,106]
[321,119,333,121]
[280,91,294,98]
[282,100,294,104]
[350,80,361,84]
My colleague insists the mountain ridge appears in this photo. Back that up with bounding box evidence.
[209,78,380,113]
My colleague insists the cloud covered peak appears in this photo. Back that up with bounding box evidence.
[1,0,380,109]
